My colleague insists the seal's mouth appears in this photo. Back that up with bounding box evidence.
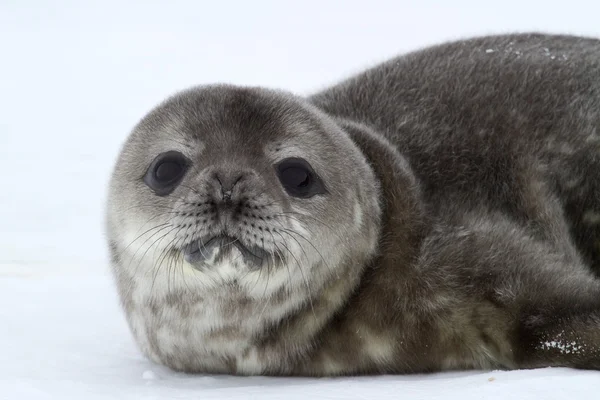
[183,234,270,268]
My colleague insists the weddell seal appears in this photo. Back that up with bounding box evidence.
[106,33,600,376]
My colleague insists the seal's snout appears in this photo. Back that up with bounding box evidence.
[174,162,285,271]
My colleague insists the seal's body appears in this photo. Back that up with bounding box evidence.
[107,33,600,376]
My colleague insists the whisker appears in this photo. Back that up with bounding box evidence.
[117,222,171,258]
[278,227,334,277]
[269,236,292,290]
[126,224,175,274]
[151,230,185,293]
[272,231,317,322]
[273,211,338,235]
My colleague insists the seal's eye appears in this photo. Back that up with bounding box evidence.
[144,151,189,196]
[276,158,326,198]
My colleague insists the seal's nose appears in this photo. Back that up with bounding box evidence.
[212,169,247,204]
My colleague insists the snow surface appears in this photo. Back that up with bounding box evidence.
[2,0,600,398]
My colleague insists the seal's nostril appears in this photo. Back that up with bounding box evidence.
[214,170,247,203]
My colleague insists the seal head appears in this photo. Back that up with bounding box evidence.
[106,85,381,373]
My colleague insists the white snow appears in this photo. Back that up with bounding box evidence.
[2,0,600,398]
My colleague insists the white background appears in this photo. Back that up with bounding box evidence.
[2,1,600,398]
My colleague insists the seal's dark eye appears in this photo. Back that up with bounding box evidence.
[276,158,326,198]
[144,151,189,196]
[155,161,183,182]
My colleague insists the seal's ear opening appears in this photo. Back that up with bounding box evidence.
[143,151,190,196]
[275,157,327,198]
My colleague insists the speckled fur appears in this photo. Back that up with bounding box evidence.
[107,33,600,376]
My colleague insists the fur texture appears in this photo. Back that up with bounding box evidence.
[106,33,600,375]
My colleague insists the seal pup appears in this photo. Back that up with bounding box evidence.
[106,33,600,375]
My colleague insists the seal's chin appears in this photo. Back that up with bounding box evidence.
[183,235,270,269]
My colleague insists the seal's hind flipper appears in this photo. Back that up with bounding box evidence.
[517,306,600,369]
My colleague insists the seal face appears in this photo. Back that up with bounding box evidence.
[108,33,600,375]
[106,86,381,373]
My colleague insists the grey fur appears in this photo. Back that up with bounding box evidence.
[106,33,600,375]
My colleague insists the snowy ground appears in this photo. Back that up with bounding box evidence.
[2,0,600,398]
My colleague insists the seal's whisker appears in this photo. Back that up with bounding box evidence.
[247,243,268,293]
[268,215,335,277]
[167,239,185,295]
[272,240,293,290]
[173,249,187,293]
[166,246,175,295]
[148,236,175,287]
[125,224,175,275]
[274,226,311,266]
[148,226,183,281]
[256,258,275,322]
[117,222,171,260]
[150,231,184,294]
[261,253,272,300]
[274,211,338,235]
[278,228,335,278]
[273,231,318,322]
